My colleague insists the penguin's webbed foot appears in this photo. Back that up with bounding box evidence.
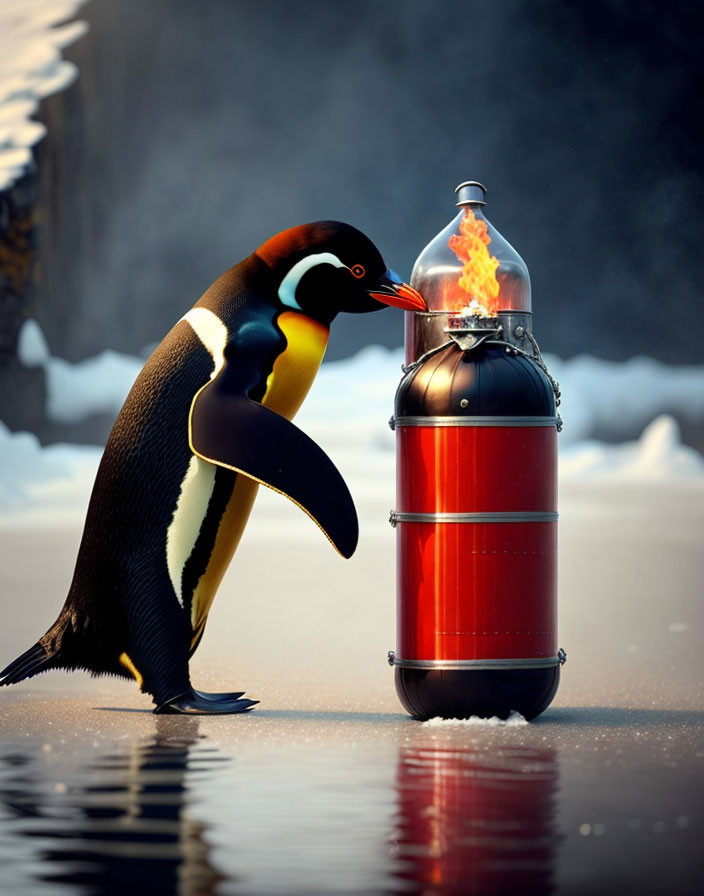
[154,689,258,715]
[194,688,245,702]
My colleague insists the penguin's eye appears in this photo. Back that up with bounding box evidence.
[350,264,366,279]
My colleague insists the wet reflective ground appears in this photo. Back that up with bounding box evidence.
[1,492,702,893]
[0,724,226,895]
[0,705,701,895]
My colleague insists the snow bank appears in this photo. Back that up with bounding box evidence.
[0,1,87,190]
[0,421,66,504]
[547,353,704,444]
[0,420,98,514]
[3,321,704,520]
[559,415,704,481]
[18,319,142,424]
[295,344,402,454]
[42,350,142,425]
[16,319,704,447]
[301,349,704,485]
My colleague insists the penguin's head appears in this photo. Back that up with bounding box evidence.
[255,221,426,324]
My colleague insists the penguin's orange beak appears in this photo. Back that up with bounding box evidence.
[368,272,426,311]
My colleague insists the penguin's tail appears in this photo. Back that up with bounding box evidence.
[0,641,63,687]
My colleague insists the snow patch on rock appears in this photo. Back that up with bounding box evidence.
[0,1,87,190]
[17,317,50,366]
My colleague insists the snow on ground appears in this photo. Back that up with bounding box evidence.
[423,712,528,727]
[0,1,87,190]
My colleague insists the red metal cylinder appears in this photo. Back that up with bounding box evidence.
[391,342,563,720]
[397,423,557,662]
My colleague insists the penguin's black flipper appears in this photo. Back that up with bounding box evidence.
[155,690,259,715]
[189,389,359,558]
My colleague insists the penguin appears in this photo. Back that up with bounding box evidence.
[0,221,425,714]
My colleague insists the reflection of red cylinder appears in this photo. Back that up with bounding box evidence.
[392,744,559,896]
[390,343,564,720]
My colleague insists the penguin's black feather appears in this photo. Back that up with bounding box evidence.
[0,642,60,685]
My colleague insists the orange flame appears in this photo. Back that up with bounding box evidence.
[448,208,500,317]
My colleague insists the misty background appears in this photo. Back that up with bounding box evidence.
[33,0,702,366]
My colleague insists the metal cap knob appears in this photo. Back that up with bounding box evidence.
[455,181,487,207]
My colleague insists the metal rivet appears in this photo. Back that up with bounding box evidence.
[514,325,526,338]
[460,399,469,408]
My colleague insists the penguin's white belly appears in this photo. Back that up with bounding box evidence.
[165,456,217,608]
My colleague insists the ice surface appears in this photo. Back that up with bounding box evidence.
[0,1,87,191]
[0,480,702,894]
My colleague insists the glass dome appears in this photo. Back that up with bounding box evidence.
[410,182,531,317]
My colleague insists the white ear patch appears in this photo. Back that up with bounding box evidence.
[278,252,346,310]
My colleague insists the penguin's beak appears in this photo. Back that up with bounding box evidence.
[368,271,426,311]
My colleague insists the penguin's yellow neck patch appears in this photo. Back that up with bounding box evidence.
[263,311,329,419]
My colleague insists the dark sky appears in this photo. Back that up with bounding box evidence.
[40,0,703,363]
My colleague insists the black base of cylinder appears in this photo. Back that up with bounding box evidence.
[395,666,560,722]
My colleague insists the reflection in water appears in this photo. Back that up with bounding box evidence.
[0,722,563,894]
[0,718,228,895]
[391,743,559,895]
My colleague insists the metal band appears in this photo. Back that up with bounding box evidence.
[392,655,563,670]
[390,511,558,525]
[393,415,558,428]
